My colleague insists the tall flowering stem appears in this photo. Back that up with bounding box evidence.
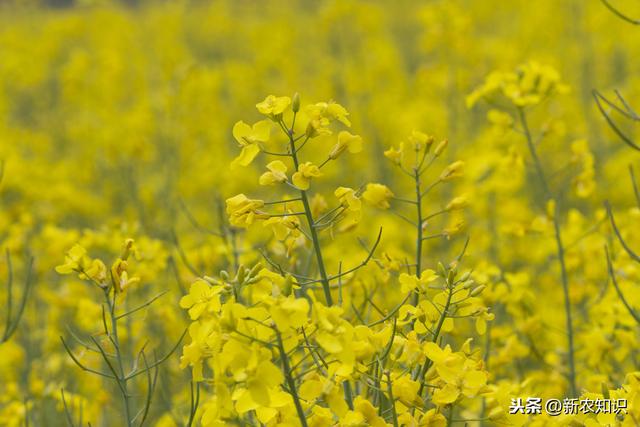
[283,115,333,306]
[517,107,577,397]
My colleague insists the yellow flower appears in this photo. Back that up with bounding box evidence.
[231,120,271,168]
[439,160,464,181]
[329,131,363,159]
[467,62,568,108]
[362,183,394,209]
[110,258,140,292]
[305,100,351,136]
[269,295,309,331]
[258,160,288,185]
[180,320,220,381]
[399,270,438,294]
[84,258,107,283]
[334,186,362,231]
[340,396,387,427]
[255,95,291,117]
[407,130,434,152]
[225,194,268,228]
[392,375,420,407]
[55,244,88,275]
[263,214,301,241]
[292,162,322,190]
[307,101,351,126]
[384,142,405,165]
[419,409,447,427]
[180,279,222,320]
[423,342,488,406]
[445,195,468,211]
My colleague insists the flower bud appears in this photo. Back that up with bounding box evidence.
[121,239,134,261]
[292,92,300,113]
[446,195,468,211]
[434,139,448,157]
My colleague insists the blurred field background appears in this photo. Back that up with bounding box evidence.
[2,0,640,426]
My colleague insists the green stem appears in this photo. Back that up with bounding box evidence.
[283,119,354,409]
[275,329,308,427]
[517,108,577,397]
[285,122,332,306]
[415,284,454,402]
[413,168,423,307]
[386,371,399,427]
[105,290,133,427]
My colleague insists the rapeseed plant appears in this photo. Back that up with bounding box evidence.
[2,0,640,426]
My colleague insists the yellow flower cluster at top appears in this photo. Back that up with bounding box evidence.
[174,94,492,426]
[1,1,640,426]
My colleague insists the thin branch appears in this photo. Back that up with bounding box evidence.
[605,245,640,325]
[599,0,640,25]
[593,90,640,151]
[116,291,169,320]
[60,337,115,379]
[606,201,640,263]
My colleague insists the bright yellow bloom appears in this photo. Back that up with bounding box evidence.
[340,396,387,427]
[334,186,362,231]
[305,100,351,136]
[255,95,291,117]
[258,160,288,185]
[362,183,394,209]
[399,270,438,293]
[84,258,107,283]
[180,279,222,320]
[329,131,363,159]
[263,213,301,241]
[424,342,488,406]
[407,130,434,152]
[269,295,309,331]
[55,244,88,275]
[292,162,322,190]
[439,160,464,181]
[384,142,404,165]
[225,194,268,228]
[445,195,468,211]
[231,120,271,168]
[307,101,351,126]
[466,61,568,108]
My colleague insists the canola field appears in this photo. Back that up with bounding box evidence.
[2,0,640,426]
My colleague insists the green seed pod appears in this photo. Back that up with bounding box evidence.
[282,275,293,296]
[249,262,263,278]
[601,383,610,400]
[437,262,447,277]
[447,267,457,284]
[470,285,486,297]
[236,264,246,284]
[292,92,300,113]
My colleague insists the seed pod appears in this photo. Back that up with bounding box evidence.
[601,383,610,400]
[437,262,447,277]
[236,264,246,284]
[434,139,448,156]
[447,267,457,284]
[281,275,293,296]
[249,262,263,278]
[470,285,486,297]
[292,92,300,113]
